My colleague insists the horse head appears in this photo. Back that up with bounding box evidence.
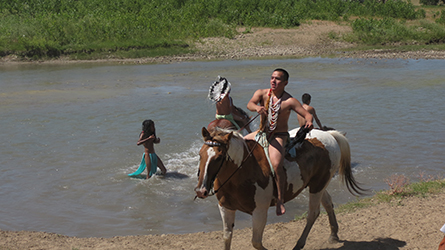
[195,127,235,199]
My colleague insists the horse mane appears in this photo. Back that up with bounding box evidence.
[211,128,246,165]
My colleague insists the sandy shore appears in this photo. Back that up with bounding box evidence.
[1,21,444,249]
[2,192,444,250]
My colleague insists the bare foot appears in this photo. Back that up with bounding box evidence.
[276,201,286,216]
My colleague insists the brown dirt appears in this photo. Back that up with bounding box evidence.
[1,21,445,250]
[2,191,444,250]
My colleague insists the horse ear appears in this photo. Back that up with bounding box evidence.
[202,127,211,141]
[224,131,233,142]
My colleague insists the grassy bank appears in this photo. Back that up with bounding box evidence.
[293,176,445,221]
[1,0,444,61]
[337,176,445,214]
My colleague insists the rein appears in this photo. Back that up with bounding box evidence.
[197,114,261,198]
[236,113,260,133]
[211,139,260,195]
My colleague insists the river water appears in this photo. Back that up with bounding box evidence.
[1,58,444,238]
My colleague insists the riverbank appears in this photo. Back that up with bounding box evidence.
[2,191,444,250]
[1,21,445,66]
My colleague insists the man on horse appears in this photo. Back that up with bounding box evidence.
[244,68,313,216]
[209,76,252,132]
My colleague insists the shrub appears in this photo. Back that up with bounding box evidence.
[420,0,440,6]
[436,10,445,25]
[385,174,410,195]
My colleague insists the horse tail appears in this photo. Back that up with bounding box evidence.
[328,130,367,196]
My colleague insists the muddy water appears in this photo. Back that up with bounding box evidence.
[0,58,443,237]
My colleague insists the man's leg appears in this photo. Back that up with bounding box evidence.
[244,130,258,140]
[269,135,286,216]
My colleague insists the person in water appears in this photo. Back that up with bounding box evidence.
[136,120,167,179]
[297,93,323,129]
[244,68,313,216]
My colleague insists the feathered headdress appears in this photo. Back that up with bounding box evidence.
[208,76,231,102]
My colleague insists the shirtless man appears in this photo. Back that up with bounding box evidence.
[297,93,323,129]
[244,68,313,216]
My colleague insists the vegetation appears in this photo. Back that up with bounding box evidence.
[0,0,444,60]
[293,175,445,221]
[336,175,445,214]
[344,17,445,45]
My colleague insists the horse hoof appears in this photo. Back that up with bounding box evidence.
[328,235,340,243]
[293,242,304,250]
[252,242,266,250]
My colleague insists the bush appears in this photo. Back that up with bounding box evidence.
[420,0,440,5]
[436,10,445,24]
[346,17,445,45]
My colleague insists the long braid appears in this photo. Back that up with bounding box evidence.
[259,89,272,132]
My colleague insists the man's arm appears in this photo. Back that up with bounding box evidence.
[216,94,231,115]
[292,99,313,129]
[306,106,322,129]
[137,134,155,145]
[247,89,267,116]
[312,109,323,129]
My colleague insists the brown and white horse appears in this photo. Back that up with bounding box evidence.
[195,127,365,250]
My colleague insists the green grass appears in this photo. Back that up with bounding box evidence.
[343,17,445,45]
[0,0,444,60]
[336,179,445,214]
[294,178,445,221]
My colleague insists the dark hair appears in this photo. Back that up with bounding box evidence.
[302,93,311,104]
[273,68,289,81]
[141,119,156,138]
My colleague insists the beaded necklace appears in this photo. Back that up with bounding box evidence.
[268,91,282,132]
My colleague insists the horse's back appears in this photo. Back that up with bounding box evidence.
[289,127,342,162]
[285,127,344,194]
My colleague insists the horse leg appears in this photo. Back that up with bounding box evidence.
[321,190,340,243]
[251,206,268,250]
[218,204,236,250]
[293,191,323,250]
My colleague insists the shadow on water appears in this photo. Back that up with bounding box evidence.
[322,237,406,250]
[128,171,189,180]
[351,162,360,169]
[164,171,189,179]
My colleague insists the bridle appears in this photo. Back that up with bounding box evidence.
[195,114,261,199]
[199,137,259,196]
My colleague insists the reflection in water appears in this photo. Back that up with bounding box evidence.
[0,58,444,237]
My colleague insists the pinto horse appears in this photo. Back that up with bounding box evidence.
[195,127,365,250]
